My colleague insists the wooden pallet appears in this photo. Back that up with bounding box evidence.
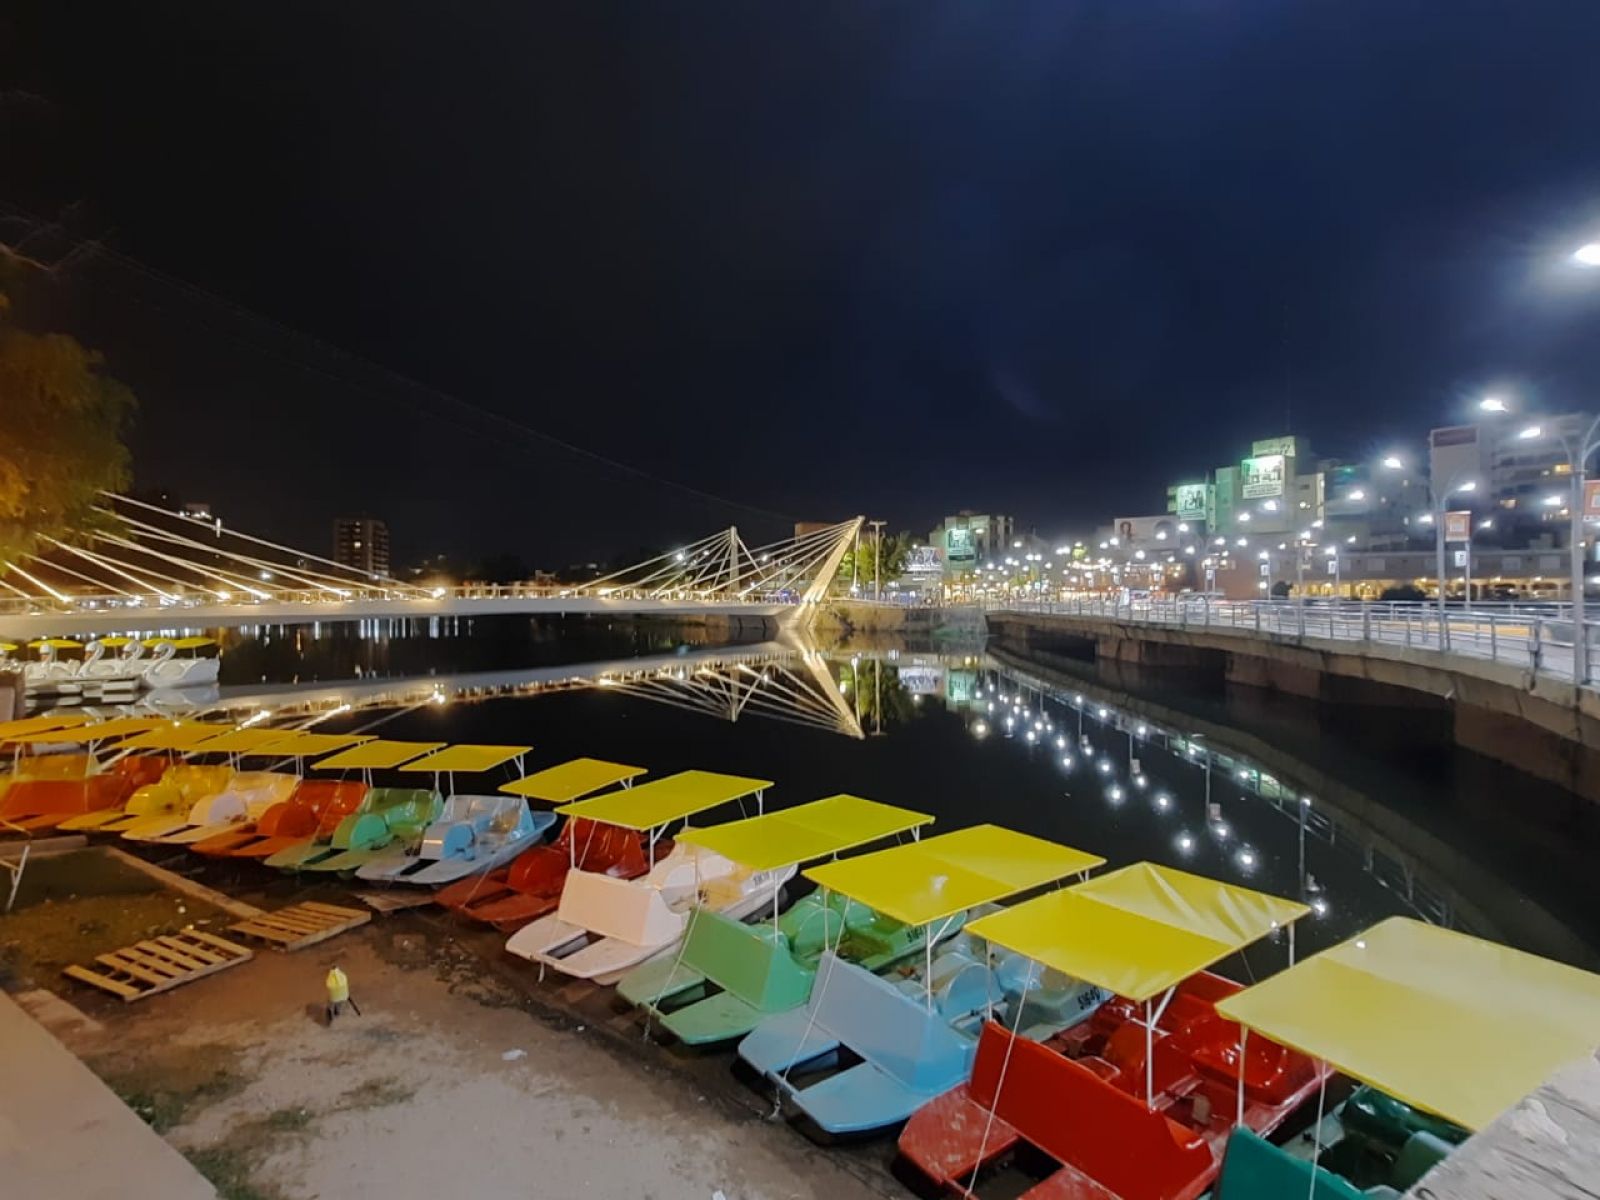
[63,931,253,1002]
[228,901,371,951]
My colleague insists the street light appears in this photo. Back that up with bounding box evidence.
[1384,454,1477,634]
[1517,417,1600,683]
[1479,396,1510,413]
[1574,243,1600,268]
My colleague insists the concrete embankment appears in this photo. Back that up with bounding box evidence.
[987,610,1600,805]
[808,601,986,638]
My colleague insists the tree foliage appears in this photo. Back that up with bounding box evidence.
[0,279,136,565]
[839,530,914,593]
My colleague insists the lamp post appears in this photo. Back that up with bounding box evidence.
[1384,457,1478,645]
[1518,419,1600,684]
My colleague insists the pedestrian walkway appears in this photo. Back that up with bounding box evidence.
[0,990,214,1200]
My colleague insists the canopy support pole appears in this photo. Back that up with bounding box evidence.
[1236,1027,1248,1127]
[1145,985,1177,1110]
[1288,922,1296,967]
[1306,1059,1328,1200]
[925,926,934,1013]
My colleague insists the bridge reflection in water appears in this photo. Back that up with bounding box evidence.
[29,631,1594,968]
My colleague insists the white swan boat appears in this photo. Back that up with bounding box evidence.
[505,770,775,983]
[22,640,84,695]
[142,637,222,689]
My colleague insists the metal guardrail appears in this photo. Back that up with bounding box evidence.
[988,596,1599,687]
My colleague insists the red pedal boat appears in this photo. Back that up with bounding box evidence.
[897,862,1326,1200]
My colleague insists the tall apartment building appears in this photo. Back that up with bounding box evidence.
[332,517,391,578]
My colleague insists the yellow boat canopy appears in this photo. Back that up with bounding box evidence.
[1216,917,1600,1131]
[0,713,94,741]
[94,636,136,648]
[0,642,17,653]
[21,717,168,744]
[398,744,531,774]
[117,722,238,751]
[255,731,374,757]
[679,794,933,873]
[314,740,447,770]
[554,769,774,831]
[188,727,305,754]
[966,862,1308,1003]
[499,757,648,803]
[804,825,1104,927]
[28,638,84,649]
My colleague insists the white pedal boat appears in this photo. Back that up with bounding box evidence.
[145,771,301,845]
[505,843,795,982]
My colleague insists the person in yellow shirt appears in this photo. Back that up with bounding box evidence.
[324,965,360,1023]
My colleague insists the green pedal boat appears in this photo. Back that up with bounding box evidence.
[616,793,936,1045]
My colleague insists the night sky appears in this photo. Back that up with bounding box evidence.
[5,3,1600,567]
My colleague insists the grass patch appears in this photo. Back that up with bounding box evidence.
[261,1106,316,1133]
[185,1144,282,1200]
[336,1076,416,1111]
[109,1064,245,1134]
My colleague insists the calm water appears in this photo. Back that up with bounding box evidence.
[184,616,1598,970]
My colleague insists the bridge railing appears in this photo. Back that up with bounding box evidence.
[988,596,1600,687]
[0,581,802,618]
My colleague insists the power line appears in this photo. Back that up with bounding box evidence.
[0,201,803,525]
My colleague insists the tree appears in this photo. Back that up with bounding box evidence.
[0,270,136,566]
[839,531,914,594]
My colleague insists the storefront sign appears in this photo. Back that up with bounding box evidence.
[1241,454,1286,499]
[1444,510,1471,542]
[1584,479,1600,519]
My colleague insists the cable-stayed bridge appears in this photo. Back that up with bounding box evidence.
[0,498,861,638]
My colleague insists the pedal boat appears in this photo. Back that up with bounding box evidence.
[1211,916,1600,1200]
[617,793,935,1045]
[897,862,1326,1199]
[136,726,311,845]
[434,757,649,924]
[505,770,777,983]
[345,743,539,882]
[191,737,435,857]
[737,825,1107,1138]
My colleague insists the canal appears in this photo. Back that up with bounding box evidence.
[185,615,1600,969]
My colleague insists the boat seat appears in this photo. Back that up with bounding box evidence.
[1215,1127,1365,1200]
[1341,1086,1468,1152]
[556,868,685,947]
[1390,1131,1453,1191]
[967,1021,1214,1200]
[680,908,812,1011]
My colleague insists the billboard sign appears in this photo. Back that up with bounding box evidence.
[1251,436,1298,458]
[904,545,943,574]
[1240,454,1286,499]
[1172,483,1209,520]
[1444,510,1471,543]
[1585,480,1600,520]
[945,526,976,564]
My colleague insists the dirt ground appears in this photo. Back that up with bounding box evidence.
[45,916,905,1200]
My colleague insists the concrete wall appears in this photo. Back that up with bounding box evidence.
[987,611,1600,803]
